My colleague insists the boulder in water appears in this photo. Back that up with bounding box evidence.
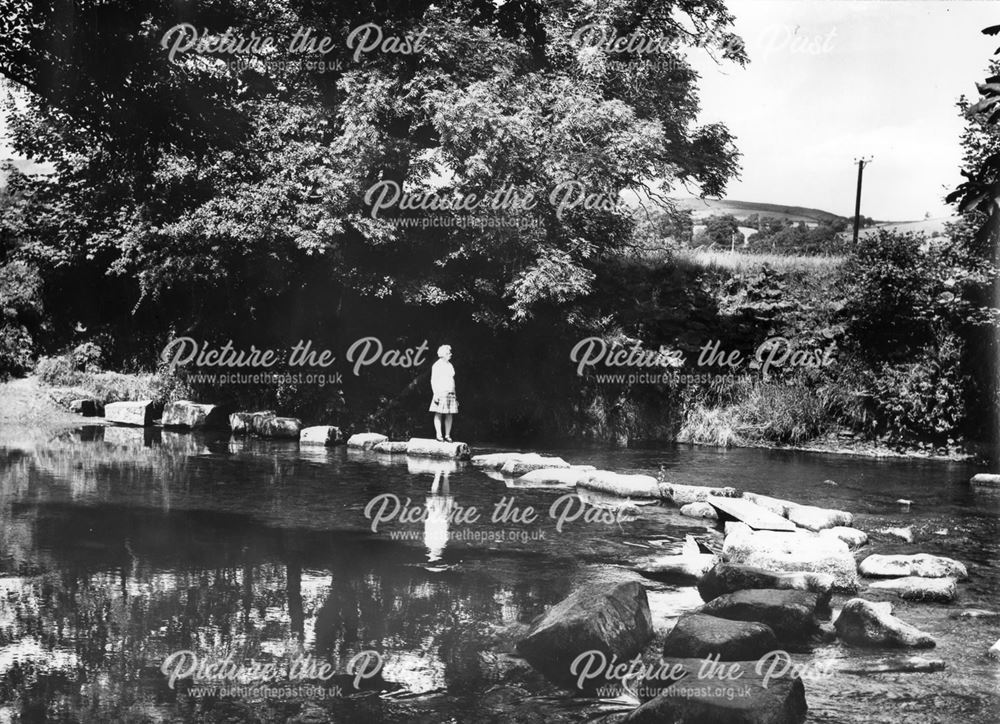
[346,432,388,450]
[662,613,779,661]
[579,471,660,498]
[786,504,853,532]
[989,639,1000,661]
[257,416,302,439]
[515,580,652,691]
[500,454,570,476]
[742,492,797,517]
[859,553,967,579]
[971,473,1000,487]
[699,589,821,646]
[372,440,408,454]
[300,425,343,446]
[623,659,807,724]
[635,553,717,582]
[697,563,833,609]
[229,411,275,434]
[162,400,228,429]
[515,468,589,487]
[722,525,860,592]
[663,482,740,505]
[406,437,470,459]
[834,598,936,648]
[819,526,868,549]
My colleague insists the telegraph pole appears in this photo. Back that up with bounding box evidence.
[852,156,873,244]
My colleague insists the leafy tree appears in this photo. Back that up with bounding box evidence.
[693,213,739,248]
[0,0,746,362]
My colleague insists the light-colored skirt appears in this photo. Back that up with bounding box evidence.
[429,392,459,414]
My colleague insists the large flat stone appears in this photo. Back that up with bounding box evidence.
[406,437,470,459]
[346,432,388,450]
[578,471,660,498]
[104,400,155,426]
[162,400,228,429]
[722,526,859,592]
[663,482,741,505]
[867,576,958,603]
[300,425,343,446]
[859,554,967,579]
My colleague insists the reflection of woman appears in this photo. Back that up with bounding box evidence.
[429,345,458,442]
[424,470,453,563]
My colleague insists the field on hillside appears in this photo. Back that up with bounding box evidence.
[679,248,845,272]
[672,197,844,225]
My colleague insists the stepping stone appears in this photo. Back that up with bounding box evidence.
[867,576,958,603]
[300,425,343,446]
[104,400,155,426]
[346,432,388,450]
[860,554,967,579]
[162,400,228,429]
[405,437,470,459]
[834,598,935,648]
[709,497,796,531]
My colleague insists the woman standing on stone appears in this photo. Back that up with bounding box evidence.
[430,344,458,442]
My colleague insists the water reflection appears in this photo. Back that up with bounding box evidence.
[0,428,996,722]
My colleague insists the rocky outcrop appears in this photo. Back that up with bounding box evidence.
[722,524,860,591]
[819,526,868,549]
[623,659,807,724]
[859,554,967,579]
[680,502,719,520]
[662,613,779,661]
[834,599,936,648]
[162,400,228,429]
[697,563,833,608]
[578,471,660,498]
[699,589,821,646]
[104,400,155,426]
[867,576,958,603]
[405,437,470,459]
[346,432,388,450]
[515,580,652,691]
[787,504,853,532]
[662,482,740,505]
[300,425,343,446]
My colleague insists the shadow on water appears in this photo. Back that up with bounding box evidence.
[0,426,997,721]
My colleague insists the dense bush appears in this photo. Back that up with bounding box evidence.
[0,261,44,379]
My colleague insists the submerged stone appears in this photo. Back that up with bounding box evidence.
[834,598,936,648]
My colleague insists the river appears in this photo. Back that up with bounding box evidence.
[0,425,997,722]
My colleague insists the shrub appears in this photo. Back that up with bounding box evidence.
[864,334,967,442]
[35,354,82,387]
[70,342,103,372]
[0,324,34,379]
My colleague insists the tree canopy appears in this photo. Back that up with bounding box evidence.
[0,0,744,353]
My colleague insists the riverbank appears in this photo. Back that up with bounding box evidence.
[6,373,985,464]
[0,376,106,439]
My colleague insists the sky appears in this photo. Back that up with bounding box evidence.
[686,0,999,221]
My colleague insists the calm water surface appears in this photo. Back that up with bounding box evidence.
[0,426,997,723]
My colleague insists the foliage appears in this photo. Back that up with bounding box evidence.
[0,0,745,364]
[862,333,967,442]
[693,214,739,248]
[0,258,43,377]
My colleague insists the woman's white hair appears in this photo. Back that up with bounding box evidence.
[437,344,451,358]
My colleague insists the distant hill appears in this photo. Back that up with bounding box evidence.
[672,197,846,225]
